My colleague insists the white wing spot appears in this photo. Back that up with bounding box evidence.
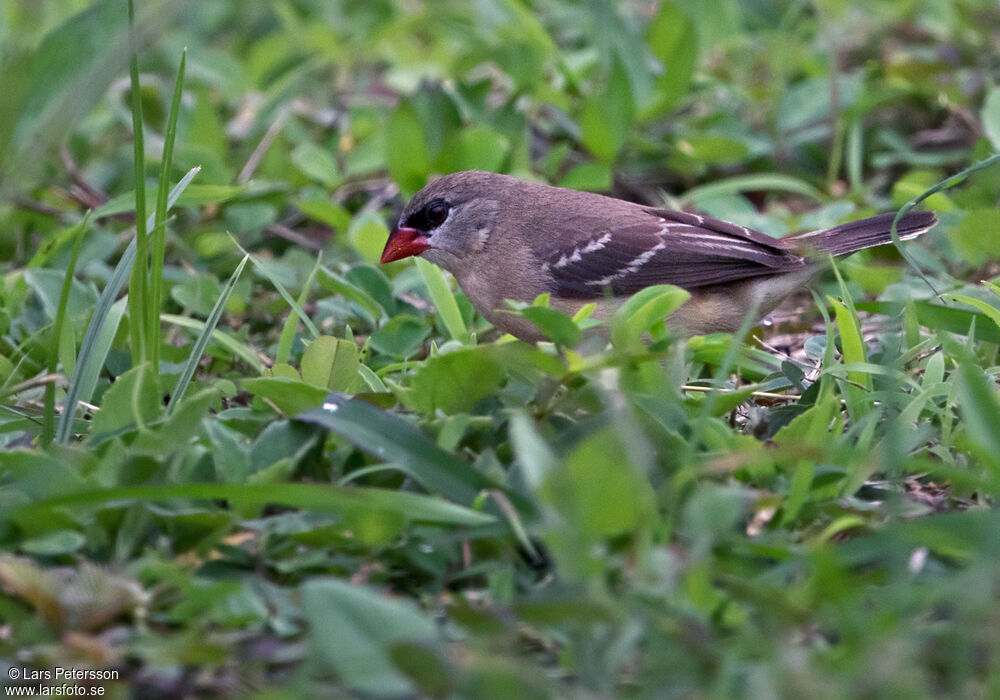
[623,240,667,273]
[322,402,339,412]
[553,232,612,268]
[582,232,612,253]
[589,240,666,286]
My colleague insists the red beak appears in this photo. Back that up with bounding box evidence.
[380,225,431,264]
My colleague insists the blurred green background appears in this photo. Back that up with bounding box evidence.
[2,1,1000,698]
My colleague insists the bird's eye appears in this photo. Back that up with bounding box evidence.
[425,202,449,227]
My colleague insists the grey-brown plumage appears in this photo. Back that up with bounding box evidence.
[380,170,937,342]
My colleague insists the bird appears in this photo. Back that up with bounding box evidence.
[379,170,937,343]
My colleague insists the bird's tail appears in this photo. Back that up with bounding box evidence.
[789,210,937,257]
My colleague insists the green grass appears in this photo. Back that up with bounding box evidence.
[2,1,1000,698]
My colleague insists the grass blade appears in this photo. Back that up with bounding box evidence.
[56,169,201,443]
[167,255,249,412]
[942,293,1000,331]
[847,117,863,193]
[148,48,186,374]
[415,257,469,344]
[42,213,89,445]
[230,234,320,338]
[297,393,515,508]
[126,0,148,367]
[890,152,1000,298]
[56,297,127,443]
[678,173,824,206]
[855,301,1000,345]
[6,483,496,529]
[160,314,264,373]
[276,252,322,365]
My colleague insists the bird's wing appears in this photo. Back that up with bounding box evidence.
[540,209,807,298]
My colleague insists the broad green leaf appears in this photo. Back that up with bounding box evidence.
[588,1,654,105]
[645,1,697,114]
[204,420,251,482]
[674,0,742,50]
[948,210,1000,265]
[447,126,511,173]
[301,336,360,392]
[248,420,320,476]
[170,274,223,317]
[890,170,955,212]
[955,357,1000,474]
[266,364,301,380]
[541,427,654,537]
[347,211,392,266]
[294,193,352,230]
[386,100,430,194]
[676,135,750,164]
[302,578,439,696]
[135,387,219,457]
[241,376,328,416]
[682,485,746,551]
[558,163,612,191]
[22,269,97,323]
[89,363,161,439]
[580,57,635,163]
[611,285,690,350]
[291,141,341,187]
[20,530,87,556]
[369,315,430,358]
[777,73,860,134]
[408,348,504,415]
[982,85,1000,151]
[518,306,581,347]
[509,412,556,491]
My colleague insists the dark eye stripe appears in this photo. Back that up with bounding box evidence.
[405,198,450,231]
[427,204,448,225]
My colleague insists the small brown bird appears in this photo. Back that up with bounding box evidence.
[380,170,936,342]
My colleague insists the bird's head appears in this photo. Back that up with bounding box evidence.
[380,171,508,270]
